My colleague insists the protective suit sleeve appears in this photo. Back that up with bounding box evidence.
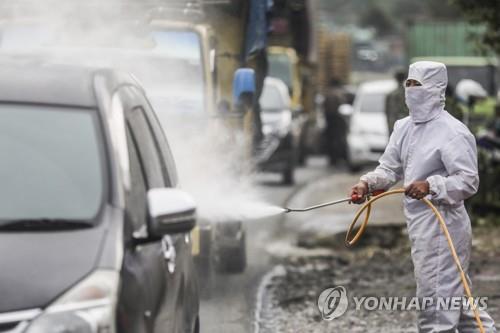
[426,133,479,205]
[360,121,403,191]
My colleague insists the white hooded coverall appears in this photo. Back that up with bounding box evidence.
[360,61,496,332]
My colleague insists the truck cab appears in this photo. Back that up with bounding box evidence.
[142,20,250,287]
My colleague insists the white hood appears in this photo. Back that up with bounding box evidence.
[405,61,447,124]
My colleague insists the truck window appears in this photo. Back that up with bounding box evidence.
[0,25,207,116]
[268,53,293,90]
[260,83,287,111]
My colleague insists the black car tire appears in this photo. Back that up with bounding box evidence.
[348,164,362,173]
[297,122,310,166]
[199,260,216,299]
[297,147,307,166]
[283,167,295,185]
[196,229,216,299]
[193,316,200,333]
[215,231,247,274]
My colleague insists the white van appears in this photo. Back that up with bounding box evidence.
[346,79,398,170]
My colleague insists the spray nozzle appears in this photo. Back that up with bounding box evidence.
[284,190,387,213]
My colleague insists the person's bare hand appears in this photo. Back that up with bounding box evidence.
[349,181,368,204]
[405,181,429,200]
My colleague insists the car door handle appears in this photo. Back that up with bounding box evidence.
[161,236,176,274]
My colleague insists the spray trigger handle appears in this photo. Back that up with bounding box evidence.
[371,189,386,196]
[351,193,363,202]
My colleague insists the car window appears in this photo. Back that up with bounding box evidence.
[359,93,386,113]
[125,130,147,230]
[141,102,178,187]
[126,107,165,189]
[0,105,105,222]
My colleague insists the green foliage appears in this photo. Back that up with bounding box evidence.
[452,0,500,54]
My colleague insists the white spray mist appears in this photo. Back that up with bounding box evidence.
[158,115,286,221]
[0,0,285,222]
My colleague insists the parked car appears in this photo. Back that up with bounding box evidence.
[0,19,249,297]
[0,64,200,333]
[343,79,397,171]
[257,77,299,184]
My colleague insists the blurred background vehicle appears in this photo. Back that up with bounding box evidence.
[0,64,199,333]
[268,0,323,160]
[257,77,299,184]
[0,15,250,294]
[267,46,308,165]
[345,79,397,171]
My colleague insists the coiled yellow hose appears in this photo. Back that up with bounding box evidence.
[345,188,485,333]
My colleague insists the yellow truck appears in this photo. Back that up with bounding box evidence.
[140,19,251,286]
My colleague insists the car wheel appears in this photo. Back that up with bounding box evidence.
[296,136,307,166]
[195,228,216,299]
[347,158,362,172]
[348,163,362,173]
[297,148,306,166]
[216,231,247,274]
[193,316,200,333]
[283,167,295,185]
[199,259,216,299]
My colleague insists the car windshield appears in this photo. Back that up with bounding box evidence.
[121,31,205,115]
[260,84,287,111]
[358,93,386,113]
[268,53,293,89]
[114,53,205,114]
[0,105,105,223]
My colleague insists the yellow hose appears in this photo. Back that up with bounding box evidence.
[345,188,485,333]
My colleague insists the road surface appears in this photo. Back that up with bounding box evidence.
[199,157,332,332]
[199,158,389,332]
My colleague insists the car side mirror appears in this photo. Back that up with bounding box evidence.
[338,104,354,117]
[147,188,196,236]
[233,68,256,111]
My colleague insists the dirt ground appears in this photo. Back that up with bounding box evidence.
[257,225,500,333]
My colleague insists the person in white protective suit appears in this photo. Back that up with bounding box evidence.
[350,61,497,332]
